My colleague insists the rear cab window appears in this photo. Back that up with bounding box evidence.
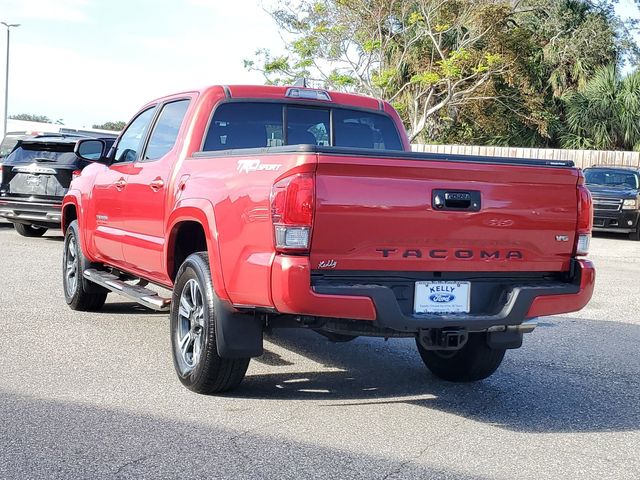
[202,102,402,152]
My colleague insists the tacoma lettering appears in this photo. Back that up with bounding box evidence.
[376,248,524,259]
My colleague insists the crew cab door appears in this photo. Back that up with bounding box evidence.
[121,99,191,282]
[89,106,156,264]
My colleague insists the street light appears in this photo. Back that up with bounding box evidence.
[2,21,20,138]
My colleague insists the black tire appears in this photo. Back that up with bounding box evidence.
[63,220,108,311]
[15,223,47,237]
[416,333,506,382]
[629,226,640,241]
[170,252,250,394]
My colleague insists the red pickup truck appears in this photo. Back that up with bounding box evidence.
[61,85,595,394]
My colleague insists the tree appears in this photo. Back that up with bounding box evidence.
[562,65,640,151]
[442,0,629,147]
[248,0,636,146]
[9,113,52,123]
[247,0,517,141]
[92,121,126,132]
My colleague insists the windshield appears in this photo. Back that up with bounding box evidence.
[585,169,639,189]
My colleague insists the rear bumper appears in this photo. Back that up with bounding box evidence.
[0,198,62,227]
[592,210,640,233]
[270,257,595,332]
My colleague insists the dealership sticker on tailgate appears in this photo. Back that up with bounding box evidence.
[414,281,471,314]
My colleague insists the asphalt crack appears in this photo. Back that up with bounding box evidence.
[378,422,465,480]
[113,453,157,476]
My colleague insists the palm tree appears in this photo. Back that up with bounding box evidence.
[561,65,640,151]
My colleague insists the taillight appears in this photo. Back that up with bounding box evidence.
[575,175,593,256]
[270,173,314,253]
[72,169,82,180]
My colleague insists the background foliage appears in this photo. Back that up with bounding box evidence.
[247,0,640,149]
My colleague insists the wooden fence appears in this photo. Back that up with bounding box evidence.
[411,144,640,170]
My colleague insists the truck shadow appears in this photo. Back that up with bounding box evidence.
[0,389,489,480]
[44,233,64,242]
[240,318,640,433]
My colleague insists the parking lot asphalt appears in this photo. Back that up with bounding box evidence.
[0,223,638,479]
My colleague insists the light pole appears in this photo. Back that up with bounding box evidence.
[2,22,20,138]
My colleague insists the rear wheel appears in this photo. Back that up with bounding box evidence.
[63,220,108,311]
[15,223,47,237]
[416,333,506,382]
[170,252,250,394]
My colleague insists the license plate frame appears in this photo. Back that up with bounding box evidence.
[26,174,42,187]
[414,281,471,314]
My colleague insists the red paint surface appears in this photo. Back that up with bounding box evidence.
[62,84,594,321]
[526,259,596,319]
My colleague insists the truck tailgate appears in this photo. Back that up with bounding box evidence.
[310,153,580,273]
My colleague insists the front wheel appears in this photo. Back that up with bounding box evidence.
[15,223,47,237]
[629,225,640,241]
[170,252,250,394]
[63,220,108,311]
[416,333,506,382]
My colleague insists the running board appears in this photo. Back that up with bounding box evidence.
[83,269,171,311]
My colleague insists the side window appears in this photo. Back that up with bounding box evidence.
[113,107,156,163]
[203,103,283,151]
[287,107,329,146]
[144,100,190,161]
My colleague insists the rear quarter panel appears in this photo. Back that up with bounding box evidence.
[177,152,316,308]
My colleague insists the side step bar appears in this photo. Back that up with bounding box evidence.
[84,269,171,311]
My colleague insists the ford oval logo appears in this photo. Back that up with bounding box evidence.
[429,293,456,303]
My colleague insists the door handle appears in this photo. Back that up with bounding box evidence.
[114,178,127,190]
[149,178,165,191]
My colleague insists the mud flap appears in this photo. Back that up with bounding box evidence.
[214,298,264,358]
[487,329,523,350]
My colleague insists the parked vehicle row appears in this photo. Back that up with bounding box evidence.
[48,84,595,394]
[0,133,116,236]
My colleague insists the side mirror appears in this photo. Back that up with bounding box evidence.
[75,139,108,163]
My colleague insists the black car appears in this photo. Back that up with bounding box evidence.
[0,134,116,236]
[584,166,640,241]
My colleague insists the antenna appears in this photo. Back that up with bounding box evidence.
[292,78,308,88]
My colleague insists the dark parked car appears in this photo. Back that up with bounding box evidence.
[0,131,34,161]
[584,166,640,241]
[0,134,116,236]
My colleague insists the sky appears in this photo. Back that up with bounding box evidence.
[0,0,639,130]
[0,0,285,129]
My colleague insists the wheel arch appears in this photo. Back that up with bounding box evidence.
[61,202,78,234]
[165,200,230,302]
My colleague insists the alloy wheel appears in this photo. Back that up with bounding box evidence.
[176,279,206,371]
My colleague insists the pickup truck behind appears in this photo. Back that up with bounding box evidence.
[584,166,640,240]
[62,85,595,393]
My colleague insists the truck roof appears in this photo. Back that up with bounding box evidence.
[149,84,386,112]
